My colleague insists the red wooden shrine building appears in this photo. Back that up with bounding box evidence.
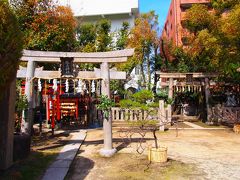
[19,78,103,129]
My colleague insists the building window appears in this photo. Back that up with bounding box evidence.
[170,10,172,16]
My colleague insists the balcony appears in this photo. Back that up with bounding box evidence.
[181,0,210,4]
[180,0,210,8]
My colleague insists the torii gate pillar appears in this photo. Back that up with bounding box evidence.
[22,61,36,134]
[99,62,117,157]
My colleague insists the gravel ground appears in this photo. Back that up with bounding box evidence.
[66,128,240,180]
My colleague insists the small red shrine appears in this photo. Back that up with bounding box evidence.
[20,78,102,130]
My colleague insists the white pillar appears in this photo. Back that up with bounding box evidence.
[99,62,116,157]
[22,61,35,134]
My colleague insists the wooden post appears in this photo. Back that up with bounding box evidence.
[126,109,129,121]
[167,104,172,122]
[0,80,16,169]
[116,108,120,121]
[144,110,147,120]
[99,62,116,157]
[130,110,134,121]
[167,78,173,122]
[121,109,124,121]
[205,78,211,121]
[139,110,143,121]
[22,61,35,134]
[111,108,115,121]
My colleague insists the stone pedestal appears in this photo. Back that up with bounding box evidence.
[0,80,16,169]
[13,134,31,161]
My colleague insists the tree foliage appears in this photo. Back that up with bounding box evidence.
[12,0,77,51]
[119,89,154,110]
[96,19,112,52]
[128,11,160,89]
[184,4,215,34]
[211,0,239,13]
[116,21,130,50]
[0,1,23,92]
[97,95,115,118]
[76,23,97,52]
[114,21,133,73]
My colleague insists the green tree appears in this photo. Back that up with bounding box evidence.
[116,21,130,50]
[185,29,222,72]
[115,22,135,74]
[172,47,191,72]
[184,4,216,35]
[96,19,112,52]
[0,1,23,92]
[219,4,240,82]
[211,0,239,13]
[76,23,97,52]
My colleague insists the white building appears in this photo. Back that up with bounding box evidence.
[59,0,139,32]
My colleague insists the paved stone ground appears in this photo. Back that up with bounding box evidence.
[66,128,240,180]
[42,130,86,180]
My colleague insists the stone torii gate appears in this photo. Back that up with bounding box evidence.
[0,48,134,170]
[20,49,134,157]
[155,72,218,121]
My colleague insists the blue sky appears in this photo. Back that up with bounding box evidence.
[139,0,171,29]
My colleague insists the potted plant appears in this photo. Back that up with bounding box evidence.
[119,90,168,163]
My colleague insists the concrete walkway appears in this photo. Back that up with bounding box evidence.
[42,130,87,180]
[183,121,231,130]
[183,121,204,129]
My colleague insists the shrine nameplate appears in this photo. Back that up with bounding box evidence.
[61,57,74,78]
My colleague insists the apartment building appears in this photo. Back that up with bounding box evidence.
[162,0,210,46]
